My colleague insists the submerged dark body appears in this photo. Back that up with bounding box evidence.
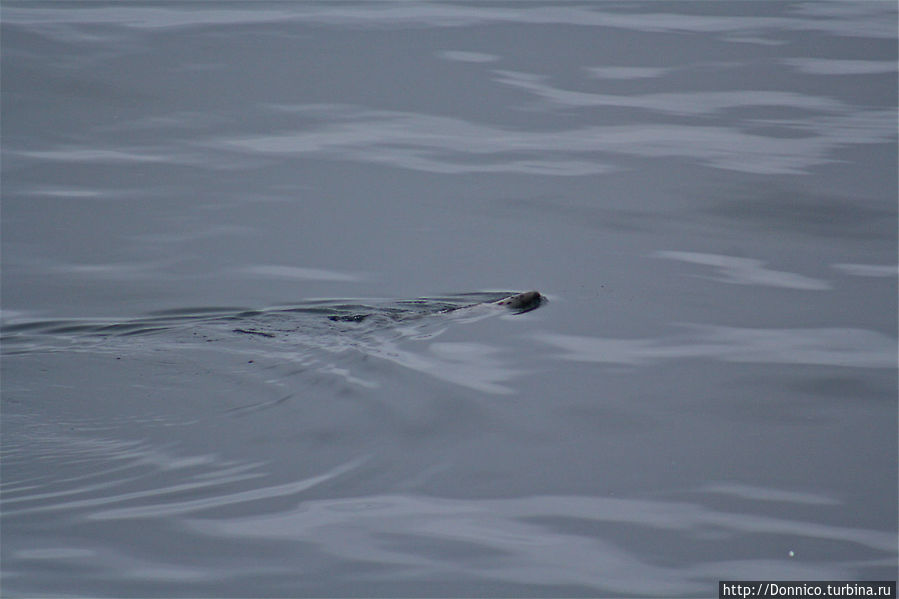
[1,291,546,350]
[326,290,545,323]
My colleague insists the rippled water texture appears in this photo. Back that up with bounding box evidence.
[2,2,897,597]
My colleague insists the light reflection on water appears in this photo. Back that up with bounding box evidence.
[185,493,893,594]
[4,422,894,596]
[5,3,895,38]
[653,251,833,290]
[20,101,890,176]
[2,1,896,595]
[536,325,897,369]
[6,3,895,180]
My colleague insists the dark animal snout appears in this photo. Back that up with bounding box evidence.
[497,291,544,313]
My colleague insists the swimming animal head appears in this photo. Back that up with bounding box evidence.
[495,290,544,313]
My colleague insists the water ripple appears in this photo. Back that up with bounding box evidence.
[833,263,898,278]
[87,456,369,520]
[235,265,365,282]
[698,483,841,506]
[5,3,894,39]
[186,492,895,595]
[2,292,541,394]
[654,251,831,290]
[494,70,849,114]
[585,66,671,80]
[535,326,897,369]
[783,58,898,76]
[200,104,893,176]
[439,50,500,63]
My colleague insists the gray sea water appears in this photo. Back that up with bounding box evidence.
[1,2,897,597]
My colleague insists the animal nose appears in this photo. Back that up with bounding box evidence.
[499,291,543,312]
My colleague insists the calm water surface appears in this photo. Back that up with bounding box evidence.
[2,2,897,597]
